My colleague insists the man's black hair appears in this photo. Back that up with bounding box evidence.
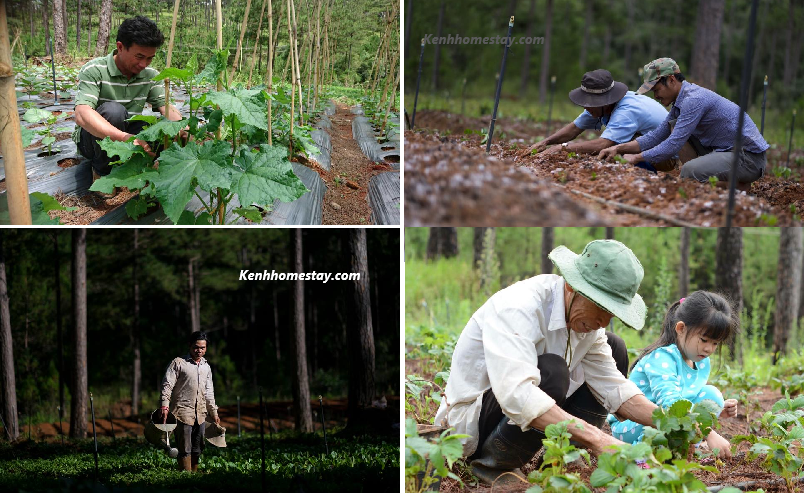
[116,16,164,49]
[659,73,686,86]
[189,331,208,344]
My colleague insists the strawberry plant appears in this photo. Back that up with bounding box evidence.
[405,373,446,424]
[526,420,591,493]
[88,51,311,224]
[641,399,718,460]
[405,418,469,493]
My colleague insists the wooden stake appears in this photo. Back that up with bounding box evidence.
[0,0,31,224]
[289,0,303,124]
[248,0,268,87]
[164,0,180,152]
[311,0,321,115]
[287,0,294,155]
[267,0,273,145]
[230,0,253,83]
[216,0,224,225]
[380,56,399,139]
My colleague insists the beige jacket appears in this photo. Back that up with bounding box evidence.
[160,355,218,426]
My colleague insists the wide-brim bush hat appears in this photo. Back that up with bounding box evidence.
[549,239,647,330]
[568,69,629,107]
[205,419,227,447]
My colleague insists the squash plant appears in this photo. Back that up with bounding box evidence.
[89,51,310,225]
[21,108,71,154]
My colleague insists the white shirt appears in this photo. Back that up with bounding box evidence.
[433,275,642,456]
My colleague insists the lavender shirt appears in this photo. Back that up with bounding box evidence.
[636,81,769,164]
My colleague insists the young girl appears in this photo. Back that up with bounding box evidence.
[607,291,740,451]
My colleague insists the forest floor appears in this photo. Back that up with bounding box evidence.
[405,110,804,227]
[5,396,400,441]
[407,353,801,492]
[317,103,395,225]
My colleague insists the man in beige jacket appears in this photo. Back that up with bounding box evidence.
[160,331,220,472]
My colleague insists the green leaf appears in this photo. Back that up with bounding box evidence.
[177,210,200,225]
[590,467,616,487]
[127,115,159,125]
[41,136,56,146]
[23,108,52,123]
[231,145,308,209]
[152,67,193,82]
[233,206,263,223]
[89,155,156,193]
[125,196,152,220]
[0,193,61,225]
[195,50,229,86]
[203,109,223,133]
[30,192,74,212]
[207,89,268,130]
[99,137,140,162]
[187,54,199,75]
[150,140,233,224]
[136,118,188,142]
[21,126,35,148]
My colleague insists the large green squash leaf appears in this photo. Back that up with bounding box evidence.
[231,144,308,208]
[206,89,268,130]
[88,154,157,193]
[150,140,233,224]
[136,118,188,142]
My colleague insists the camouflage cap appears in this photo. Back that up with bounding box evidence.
[636,58,681,95]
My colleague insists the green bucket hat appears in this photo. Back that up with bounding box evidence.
[548,240,647,330]
[636,57,681,95]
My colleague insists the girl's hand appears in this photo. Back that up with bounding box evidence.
[705,431,732,458]
[723,399,738,418]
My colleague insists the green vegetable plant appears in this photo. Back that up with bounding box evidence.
[21,108,71,155]
[526,420,591,493]
[641,399,718,460]
[709,175,719,189]
[712,365,764,433]
[613,155,627,164]
[89,51,310,225]
[771,374,804,397]
[405,373,447,424]
[405,418,469,493]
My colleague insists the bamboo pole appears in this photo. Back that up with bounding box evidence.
[248,0,268,87]
[311,0,321,115]
[267,0,273,145]
[230,0,253,82]
[289,0,303,124]
[0,0,31,224]
[216,0,224,225]
[380,56,399,139]
[164,0,180,152]
[320,0,330,96]
[271,1,284,70]
[287,0,294,155]
[303,0,314,115]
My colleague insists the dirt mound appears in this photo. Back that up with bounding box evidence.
[412,110,572,143]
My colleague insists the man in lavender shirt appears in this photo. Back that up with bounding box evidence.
[599,58,769,190]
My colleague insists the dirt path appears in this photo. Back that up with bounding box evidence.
[318,104,393,225]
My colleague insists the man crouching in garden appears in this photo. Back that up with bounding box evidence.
[160,331,220,472]
[433,240,662,485]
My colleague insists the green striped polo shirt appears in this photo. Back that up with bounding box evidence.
[72,50,166,144]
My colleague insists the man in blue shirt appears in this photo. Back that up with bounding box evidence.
[599,58,769,189]
[518,69,672,168]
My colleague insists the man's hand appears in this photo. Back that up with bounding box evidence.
[589,434,627,457]
[122,132,156,158]
[159,407,169,424]
[723,399,738,418]
[705,431,732,458]
[517,140,549,158]
[622,153,641,165]
[213,414,220,426]
[598,146,620,161]
[541,144,565,156]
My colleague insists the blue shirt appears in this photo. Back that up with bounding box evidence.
[573,91,668,144]
[629,344,712,408]
[637,81,770,164]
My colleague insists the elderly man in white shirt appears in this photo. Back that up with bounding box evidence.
[434,239,661,485]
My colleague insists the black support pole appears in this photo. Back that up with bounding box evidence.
[48,35,58,104]
[58,406,64,446]
[259,389,266,493]
[547,75,556,136]
[411,39,425,129]
[108,410,115,443]
[760,75,768,135]
[726,0,759,228]
[486,16,515,153]
[318,396,328,455]
[237,395,241,437]
[90,393,99,481]
[786,110,797,168]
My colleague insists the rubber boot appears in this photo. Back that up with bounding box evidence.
[177,456,191,472]
[470,417,544,487]
[191,454,200,473]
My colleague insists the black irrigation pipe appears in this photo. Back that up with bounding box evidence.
[726,0,759,229]
[89,393,99,481]
[258,389,266,493]
[486,16,514,153]
[318,396,329,455]
[461,77,467,115]
[411,38,425,129]
[108,410,115,443]
[58,406,64,446]
[786,109,796,168]
[48,36,58,105]
[547,75,556,136]
[237,395,241,437]
[760,75,768,135]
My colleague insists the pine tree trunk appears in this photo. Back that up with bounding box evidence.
[579,0,591,70]
[42,0,51,50]
[77,0,82,53]
[70,229,88,439]
[715,227,743,360]
[773,228,802,364]
[690,0,725,90]
[94,0,113,57]
[679,227,690,298]
[431,0,444,91]
[131,230,141,416]
[605,227,615,240]
[473,228,492,269]
[291,230,313,432]
[53,0,66,55]
[347,229,375,424]
[538,0,553,104]
[272,288,280,361]
[518,0,536,97]
[783,0,795,88]
[188,258,200,333]
[54,233,64,427]
[0,232,19,441]
[426,228,458,260]
[541,227,554,275]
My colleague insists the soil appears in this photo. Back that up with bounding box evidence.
[406,110,804,227]
[57,157,81,168]
[315,103,389,225]
[413,109,576,143]
[48,189,140,225]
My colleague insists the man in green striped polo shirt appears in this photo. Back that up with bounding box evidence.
[73,16,184,192]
